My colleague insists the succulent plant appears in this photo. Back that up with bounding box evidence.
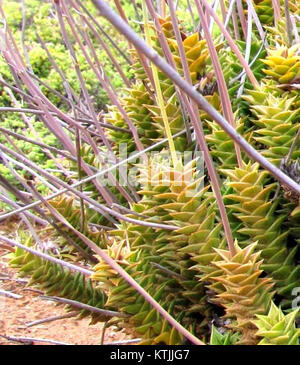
[253,302,300,345]
[9,239,109,324]
[2,0,299,347]
[262,45,300,84]
[253,0,277,25]
[210,242,275,344]
[222,162,300,302]
[210,325,240,345]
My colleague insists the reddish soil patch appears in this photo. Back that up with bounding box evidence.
[0,242,131,345]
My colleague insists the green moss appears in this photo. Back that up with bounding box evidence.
[28,47,52,77]
[2,2,23,32]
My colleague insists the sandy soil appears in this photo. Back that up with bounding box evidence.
[0,243,131,346]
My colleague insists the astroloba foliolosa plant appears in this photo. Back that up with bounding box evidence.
[0,0,299,345]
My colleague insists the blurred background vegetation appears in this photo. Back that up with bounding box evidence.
[0,0,131,194]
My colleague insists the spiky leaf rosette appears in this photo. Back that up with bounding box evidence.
[251,0,299,29]
[9,242,109,324]
[105,83,159,153]
[114,160,219,322]
[167,32,208,83]
[253,302,300,345]
[107,18,214,153]
[64,144,130,226]
[65,145,103,202]
[243,88,300,165]
[206,118,252,170]
[211,242,274,345]
[264,20,296,47]
[104,106,135,152]
[98,157,232,339]
[290,0,300,14]
[159,30,222,123]
[210,325,240,345]
[45,196,108,255]
[134,157,228,286]
[218,39,267,112]
[243,79,282,103]
[262,45,300,84]
[222,163,300,301]
[252,0,276,25]
[91,238,200,345]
